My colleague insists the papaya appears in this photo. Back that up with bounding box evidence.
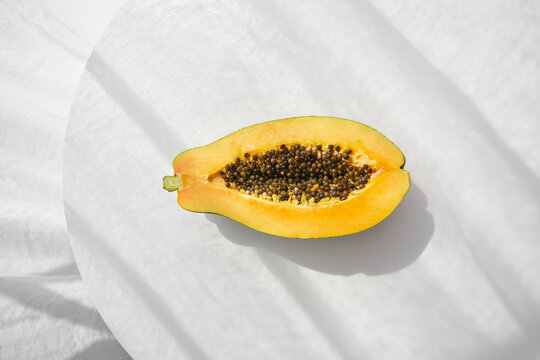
[163,116,410,238]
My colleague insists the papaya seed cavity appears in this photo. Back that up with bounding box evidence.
[218,144,374,205]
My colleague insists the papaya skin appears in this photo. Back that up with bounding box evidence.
[163,116,410,238]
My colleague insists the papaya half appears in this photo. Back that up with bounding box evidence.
[163,116,410,238]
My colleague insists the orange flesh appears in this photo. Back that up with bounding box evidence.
[170,116,409,238]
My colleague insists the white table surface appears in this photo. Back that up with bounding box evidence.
[2,0,540,359]
[65,0,540,360]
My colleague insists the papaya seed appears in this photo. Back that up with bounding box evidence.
[217,143,375,204]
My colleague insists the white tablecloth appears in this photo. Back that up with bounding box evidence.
[2,1,540,359]
[0,2,130,359]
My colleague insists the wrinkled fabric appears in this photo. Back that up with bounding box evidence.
[0,1,130,359]
[2,0,540,359]
[65,0,540,360]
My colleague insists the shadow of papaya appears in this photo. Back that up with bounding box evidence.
[205,182,434,276]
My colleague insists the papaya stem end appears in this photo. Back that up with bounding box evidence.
[163,174,182,192]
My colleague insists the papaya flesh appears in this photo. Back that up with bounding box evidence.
[163,116,410,238]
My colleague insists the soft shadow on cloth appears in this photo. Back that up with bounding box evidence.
[86,53,182,162]
[0,265,133,360]
[65,205,211,360]
[206,182,433,276]
[65,339,132,360]
[257,250,369,358]
[463,242,540,360]
[357,0,540,199]
[0,277,106,332]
